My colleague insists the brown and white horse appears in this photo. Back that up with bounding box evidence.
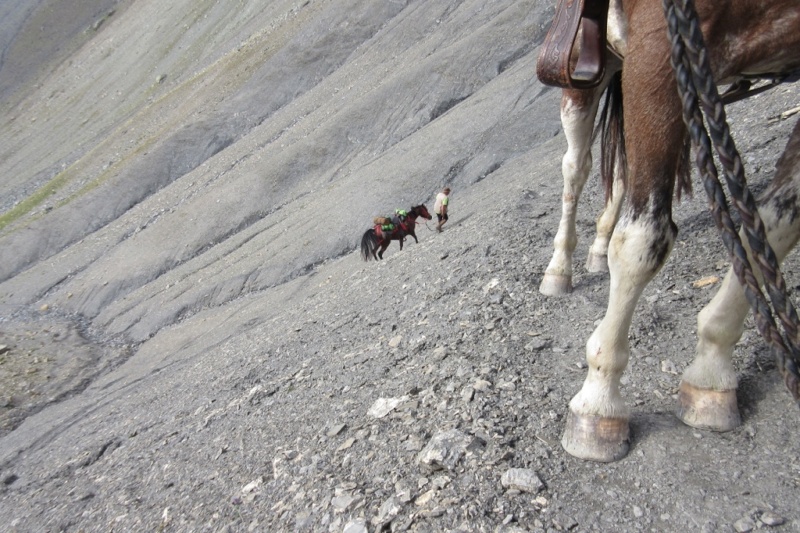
[539,0,800,461]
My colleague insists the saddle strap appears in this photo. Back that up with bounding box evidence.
[536,0,610,89]
[721,71,800,105]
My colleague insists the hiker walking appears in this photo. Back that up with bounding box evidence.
[434,187,450,232]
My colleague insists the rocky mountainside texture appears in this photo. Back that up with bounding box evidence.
[1,1,799,532]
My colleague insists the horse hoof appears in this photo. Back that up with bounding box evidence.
[586,252,609,273]
[677,381,740,432]
[539,273,573,295]
[561,409,630,462]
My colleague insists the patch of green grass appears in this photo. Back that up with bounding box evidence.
[0,171,72,233]
[0,122,165,235]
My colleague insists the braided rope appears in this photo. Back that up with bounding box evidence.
[663,0,800,401]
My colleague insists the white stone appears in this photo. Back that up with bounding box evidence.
[342,518,368,533]
[368,396,408,418]
[760,512,785,526]
[661,359,678,375]
[501,468,544,493]
[417,429,470,471]
[373,496,403,526]
[241,477,263,493]
[331,494,356,512]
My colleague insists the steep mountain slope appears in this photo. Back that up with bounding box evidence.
[0,1,558,344]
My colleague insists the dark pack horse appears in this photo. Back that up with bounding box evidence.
[360,204,432,261]
[537,0,800,461]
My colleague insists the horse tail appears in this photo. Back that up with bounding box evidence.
[360,229,377,261]
[596,71,626,203]
[595,71,691,202]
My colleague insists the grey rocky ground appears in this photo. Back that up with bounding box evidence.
[1,1,799,532]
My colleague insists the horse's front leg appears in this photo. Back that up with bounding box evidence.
[679,120,800,431]
[540,86,608,295]
[410,230,419,244]
[562,204,677,461]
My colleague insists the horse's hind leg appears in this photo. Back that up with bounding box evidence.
[378,241,390,260]
[678,268,747,430]
[586,165,624,272]
[540,73,616,295]
[679,119,800,431]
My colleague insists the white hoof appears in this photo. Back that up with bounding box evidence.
[677,381,741,432]
[561,409,631,462]
[586,252,609,273]
[539,273,573,296]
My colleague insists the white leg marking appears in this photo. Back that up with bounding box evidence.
[587,165,624,272]
[540,92,602,295]
[571,209,676,418]
[684,268,746,391]
[685,122,800,391]
[680,121,800,429]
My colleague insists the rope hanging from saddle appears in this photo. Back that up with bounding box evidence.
[662,0,800,403]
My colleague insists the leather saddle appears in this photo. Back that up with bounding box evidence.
[537,0,610,89]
